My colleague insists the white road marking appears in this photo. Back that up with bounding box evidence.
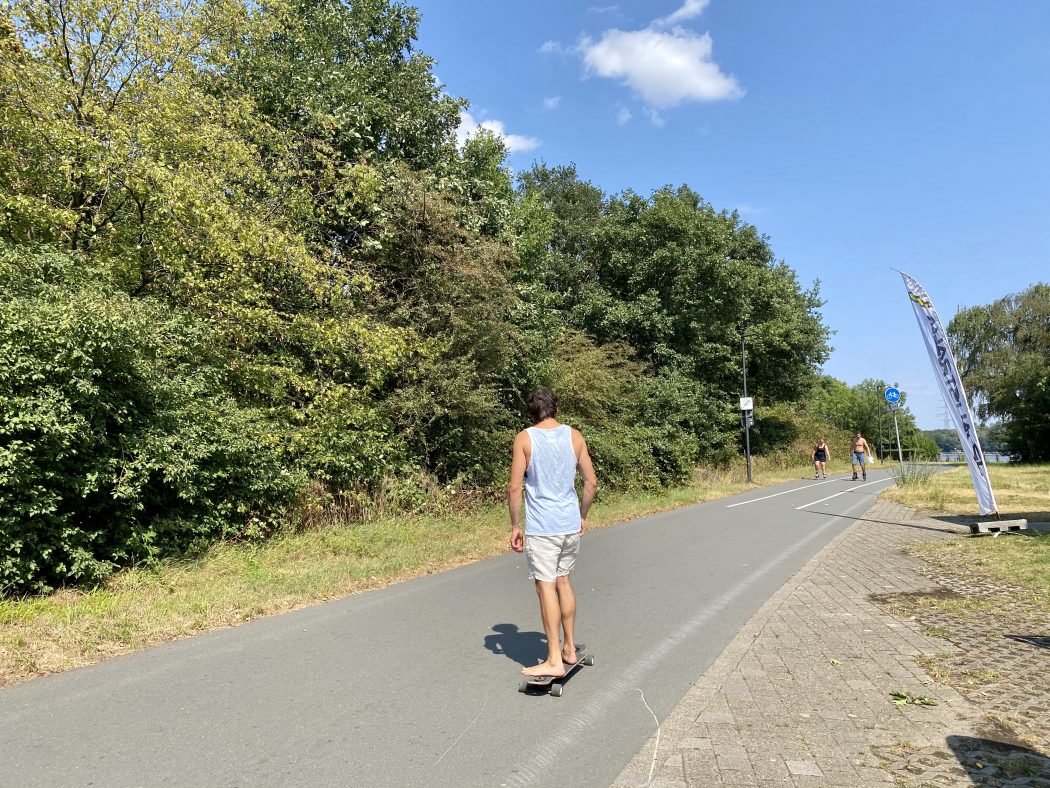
[794,477,895,510]
[725,478,840,508]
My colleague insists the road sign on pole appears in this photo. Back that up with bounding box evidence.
[884,387,904,469]
[739,397,753,411]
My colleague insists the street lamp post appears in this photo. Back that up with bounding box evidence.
[740,327,753,483]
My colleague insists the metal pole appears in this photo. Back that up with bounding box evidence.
[741,332,747,400]
[892,411,904,474]
[871,385,878,457]
[742,330,752,484]
[877,391,883,462]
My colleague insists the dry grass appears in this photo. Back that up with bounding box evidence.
[905,533,1050,615]
[0,461,818,687]
[879,463,1050,613]
[881,463,1050,524]
[914,654,1002,688]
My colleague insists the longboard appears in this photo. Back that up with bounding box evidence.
[517,650,594,697]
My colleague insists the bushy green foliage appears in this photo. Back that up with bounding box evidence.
[515,166,830,401]
[909,433,941,462]
[531,332,700,488]
[925,426,1010,454]
[0,247,301,593]
[512,164,831,482]
[0,0,839,594]
[950,284,1050,462]
[805,376,935,460]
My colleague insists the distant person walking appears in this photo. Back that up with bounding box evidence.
[812,438,830,479]
[850,432,873,481]
[508,388,597,679]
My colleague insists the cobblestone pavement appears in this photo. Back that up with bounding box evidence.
[612,500,1050,787]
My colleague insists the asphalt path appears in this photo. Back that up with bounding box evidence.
[0,468,896,787]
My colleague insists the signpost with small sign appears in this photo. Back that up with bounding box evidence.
[885,387,904,472]
[739,397,753,482]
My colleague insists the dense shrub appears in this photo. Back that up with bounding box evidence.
[0,248,303,593]
[1,0,839,595]
[908,433,941,462]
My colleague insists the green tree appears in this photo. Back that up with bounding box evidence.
[2,0,430,485]
[924,429,960,452]
[367,168,520,482]
[807,377,932,460]
[514,164,831,466]
[516,167,829,398]
[949,283,1050,461]
[1,0,848,590]
[0,245,301,594]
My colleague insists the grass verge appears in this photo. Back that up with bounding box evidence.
[880,462,1050,614]
[881,462,1050,525]
[0,459,826,687]
[875,462,1050,751]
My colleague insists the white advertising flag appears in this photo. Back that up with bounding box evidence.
[901,272,998,515]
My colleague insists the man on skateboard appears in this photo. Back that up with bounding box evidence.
[508,388,597,679]
[851,432,873,480]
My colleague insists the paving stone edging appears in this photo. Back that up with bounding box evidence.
[612,499,1050,787]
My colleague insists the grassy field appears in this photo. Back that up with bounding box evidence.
[881,462,1050,524]
[880,462,1050,614]
[876,462,1050,753]
[0,457,833,687]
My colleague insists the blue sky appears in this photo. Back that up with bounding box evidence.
[414,0,1050,429]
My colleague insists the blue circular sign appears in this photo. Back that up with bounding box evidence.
[884,387,901,404]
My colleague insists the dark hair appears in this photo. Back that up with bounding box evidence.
[526,388,558,423]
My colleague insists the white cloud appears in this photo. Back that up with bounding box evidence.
[653,0,710,28]
[580,27,743,108]
[588,4,620,14]
[543,96,562,110]
[539,40,567,55]
[643,106,665,127]
[616,105,633,125]
[457,111,541,153]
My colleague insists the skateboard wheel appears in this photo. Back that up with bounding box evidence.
[518,681,528,693]
[582,656,595,666]
[550,684,563,697]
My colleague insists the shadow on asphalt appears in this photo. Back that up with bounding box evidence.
[947,735,1050,782]
[794,510,960,535]
[484,624,548,667]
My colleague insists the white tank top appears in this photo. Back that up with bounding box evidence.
[524,425,581,536]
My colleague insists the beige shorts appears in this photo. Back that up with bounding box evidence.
[525,532,581,582]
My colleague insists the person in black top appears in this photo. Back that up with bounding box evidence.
[812,438,830,479]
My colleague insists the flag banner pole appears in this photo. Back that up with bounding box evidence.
[900,271,998,515]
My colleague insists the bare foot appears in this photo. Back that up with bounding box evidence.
[522,661,565,678]
[562,646,577,664]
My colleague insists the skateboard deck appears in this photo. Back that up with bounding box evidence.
[517,650,594,697]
